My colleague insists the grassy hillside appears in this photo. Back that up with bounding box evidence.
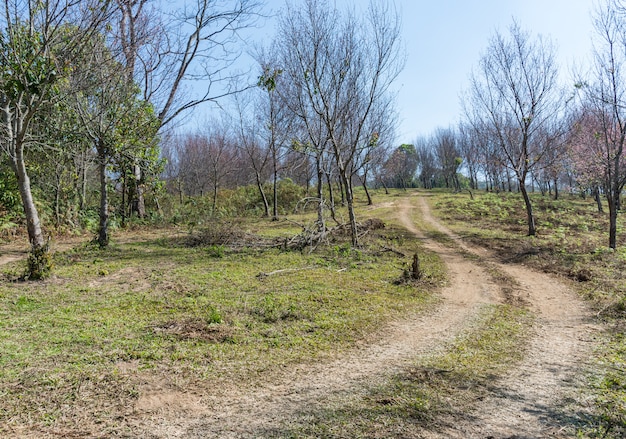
[0,192,444,436]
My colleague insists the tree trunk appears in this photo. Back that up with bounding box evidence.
[362,176,372,206]
[121,171,127,227]
[338,176,346,205]
[608,187,618,249]
[177,178,184,204]
[326,171,337,222]
[212,182,218,216]
[594,187,603,213]
[519,181,536,236]
[13,144,50,278]
[381,178,389,195]
[553,178,559,200]
[272,164,278,221]
[98,144,110,248]
[316,157,325,232]
[256,171,270,217]
[134,164,146,218]
[340,170,359,247]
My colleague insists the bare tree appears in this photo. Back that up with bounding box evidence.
[257,63,294,221]
[572,0,626,249]
[433,127,462,191]
[466,22,564,236]
[231,92,272,216]
[458,122,483,190]
[277,0,403,246]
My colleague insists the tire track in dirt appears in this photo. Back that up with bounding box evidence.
[138,197,501,438]
[416,194,597,439]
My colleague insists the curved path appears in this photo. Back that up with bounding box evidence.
[134,195,594,438]
[416,195,596,438]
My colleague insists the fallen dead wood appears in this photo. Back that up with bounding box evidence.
[379,245,405,257]
[256,266,317,279]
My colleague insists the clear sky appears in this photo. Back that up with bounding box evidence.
[391,0,595,143]
[255,0,596,144]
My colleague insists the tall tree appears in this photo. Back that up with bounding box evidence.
[466,22,564,236]
[433,127,462,191]
[0,0,110,277]
[70,33,159,248]
[110,0,262,218]
[277,0,403,246]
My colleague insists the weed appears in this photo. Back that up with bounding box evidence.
[280,304,533,438]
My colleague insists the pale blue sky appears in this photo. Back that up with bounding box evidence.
[256,0,595,144]
[392,0,594,142]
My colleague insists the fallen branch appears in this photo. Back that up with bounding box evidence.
[380,245,405,257]
[256,266,317,279]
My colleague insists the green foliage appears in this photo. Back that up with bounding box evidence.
[206,244,225,258]
[0,25,58,99]
[160,180,308,225]
[257,66,283,92]
[205,306,223,324]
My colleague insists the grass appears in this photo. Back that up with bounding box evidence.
[272,304,534,438]
[0,192,444,437]
[5,187,616,437]
[428,188,626,438]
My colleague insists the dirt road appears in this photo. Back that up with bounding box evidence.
[133,194,595,438]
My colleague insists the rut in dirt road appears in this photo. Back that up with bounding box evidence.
[135,195,597,438]
[136,197,501,438]
[416,194,597,439]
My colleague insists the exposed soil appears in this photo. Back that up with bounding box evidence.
[415,194,597,438]
[126,195,596,438]
[1,196,597,438]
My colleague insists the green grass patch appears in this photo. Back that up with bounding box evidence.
[0,197,443,436]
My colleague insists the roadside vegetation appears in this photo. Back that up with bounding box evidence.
[276,304,533,438]
[0,190,446,437]
[431,189,626,438]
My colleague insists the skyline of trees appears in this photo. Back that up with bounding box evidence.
[2,0,626,277]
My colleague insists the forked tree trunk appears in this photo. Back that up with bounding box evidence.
[362,177,372,206]
[340,170,359,247]
[255,171,270,217]
[594,187,603,213]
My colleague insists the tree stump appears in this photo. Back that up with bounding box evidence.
[411,252,421,280]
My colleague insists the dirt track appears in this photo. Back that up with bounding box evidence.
[128,194,596,438]
[0,196,594,437]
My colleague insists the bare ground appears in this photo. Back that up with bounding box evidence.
[0,196,597,438]
[125,195,596,438]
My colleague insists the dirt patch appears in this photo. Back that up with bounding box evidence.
[415,194,597,438]
[152,319,236,343]
[128,197,504,438]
